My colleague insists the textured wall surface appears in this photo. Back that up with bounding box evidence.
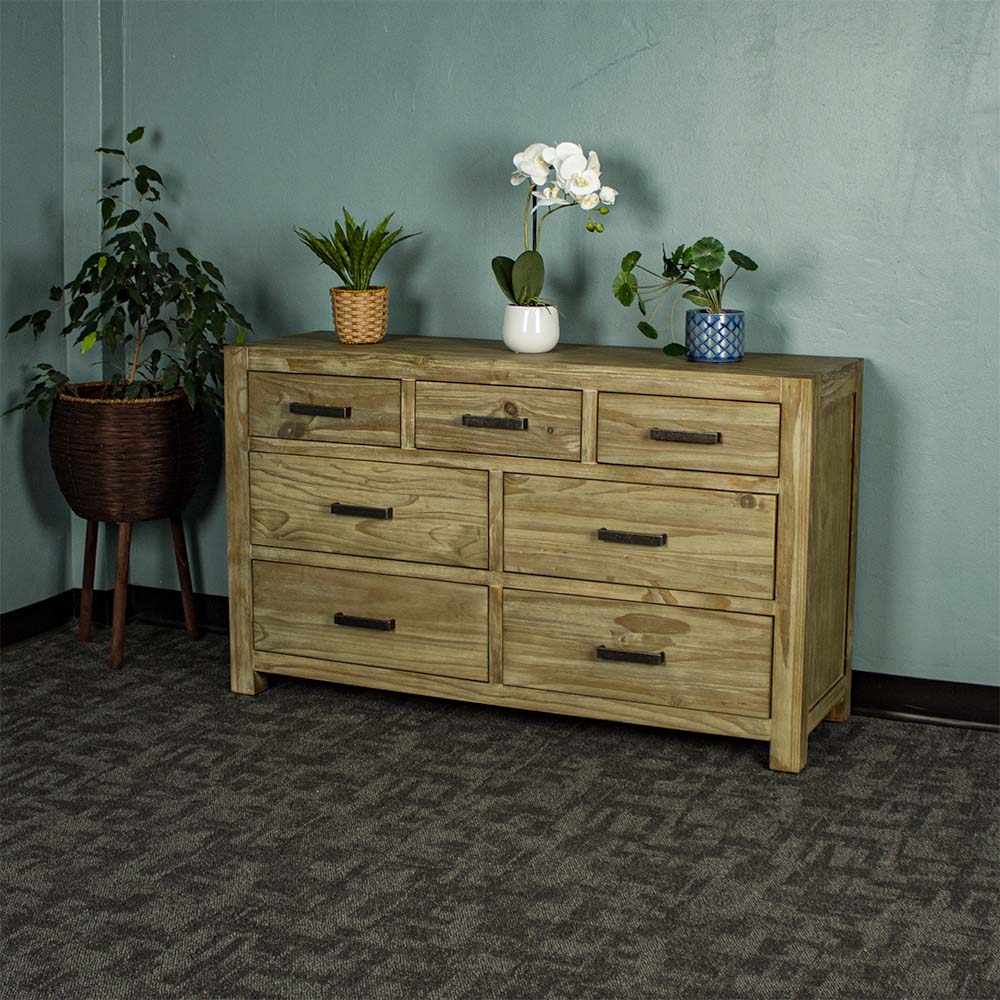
[3,1,998,685]
[0,0,70,611]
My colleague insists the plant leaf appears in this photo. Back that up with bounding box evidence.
[620,251,642,273]
[729,249,758,271]
[126,126,145,143]
[688,237,726,271]
[694,268,721,292]
[80,331,98,353]
[153,211,170,229]
[612,270,638,307]
[491,256,516,303]
[511,250,545,305]
[95,146,125,155]
[637,321,658,340]
[682,290,713,308]
[663,342,688,357]
[116,209,140,228]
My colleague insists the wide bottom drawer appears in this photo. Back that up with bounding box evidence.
[252,561,488,681]
[503,590,772,718]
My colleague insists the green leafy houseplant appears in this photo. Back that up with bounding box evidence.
[6,126,252,417]
[294,209,416,290]
[612,237,758,356]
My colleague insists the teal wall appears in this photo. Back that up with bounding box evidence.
[2,1,997,686]
[0,1,71,611]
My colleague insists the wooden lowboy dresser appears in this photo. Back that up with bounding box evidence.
[225,334,863,772]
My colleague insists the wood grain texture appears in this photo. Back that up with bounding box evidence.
[598,393,780,476]
[249,452,488,568]
[400,378,415,449]
[248,372,400,446]
[251,435,781,495]
[581,389,598,463]
[503,590,772,718]
[225,345,266,694]
[253,650,772,741]
[248,334,859,401]
[769,377,815,772]
[808,676,847,733]
[504,474,777,598]
[804,391,855,707]
[249,544,776,615]
[415,380,581,460]
[252,560,488,681]
[226,336,863,771]
[828,371,863,722]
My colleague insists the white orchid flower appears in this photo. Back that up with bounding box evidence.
[577,192,600,210]
[556,152,587,186]
[547,141,584,175]
[534,184,570,207]
[511,172,528,186]
[599,185,618,205]
[512,142,551,187]
[564,166,601,200]
[587,150,601,173]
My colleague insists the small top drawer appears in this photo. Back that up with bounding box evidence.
[249,372,400,446]
[598,393,780,476]
[415,381,581,461]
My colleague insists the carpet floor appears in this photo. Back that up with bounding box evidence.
[1,623,997,1000]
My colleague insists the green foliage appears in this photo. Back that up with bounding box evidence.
[295,209,417,291]
[492,250,547,306]
[6,128,252,419]
[611,236,758,355]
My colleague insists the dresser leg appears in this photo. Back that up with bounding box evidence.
[110,521,132,670]
[826,671,852,723]
[231,665,268,695]
[769,724,808,773]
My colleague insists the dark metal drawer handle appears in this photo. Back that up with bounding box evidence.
[461,414,528,431]
[650,428,721,445]
[333,612,395,631]
[597,527,667,547]
[596,645,665,666]
[289,402,352,419]
[330,502,393,520]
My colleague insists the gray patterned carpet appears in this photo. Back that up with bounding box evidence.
[1,623,998,1000]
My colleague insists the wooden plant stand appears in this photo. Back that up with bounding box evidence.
[78,514,198,668]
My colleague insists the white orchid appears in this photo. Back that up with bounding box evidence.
[502,139,618,258]
[534,184,570,208]
[512,142,551,187]
[545,141,584,173]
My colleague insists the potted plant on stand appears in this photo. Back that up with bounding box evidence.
[612,237,758,361]
[492,141,618,353]
[295,210,417,344]
[5,126,253,668]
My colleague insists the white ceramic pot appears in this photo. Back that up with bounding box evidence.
[502,305,560,353]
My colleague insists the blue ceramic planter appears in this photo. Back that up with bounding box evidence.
[685,310,745,362]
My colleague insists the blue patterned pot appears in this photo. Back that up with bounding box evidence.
[685,310,745,362]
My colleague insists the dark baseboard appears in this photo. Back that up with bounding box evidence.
[852,670,999,730]
[0,590,75,647]
[3,589,997,730]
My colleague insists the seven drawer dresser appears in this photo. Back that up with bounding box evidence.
[225,334,863,772]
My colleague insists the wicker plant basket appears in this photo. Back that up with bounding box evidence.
[330,286,389,344]
[49,383,204,523]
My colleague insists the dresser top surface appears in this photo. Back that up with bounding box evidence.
[243,333,862,383]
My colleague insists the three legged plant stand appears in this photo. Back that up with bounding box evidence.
[78,514,198,669]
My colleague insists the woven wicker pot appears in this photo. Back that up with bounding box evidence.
[49,383,205,523]
[330,286,389,344]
